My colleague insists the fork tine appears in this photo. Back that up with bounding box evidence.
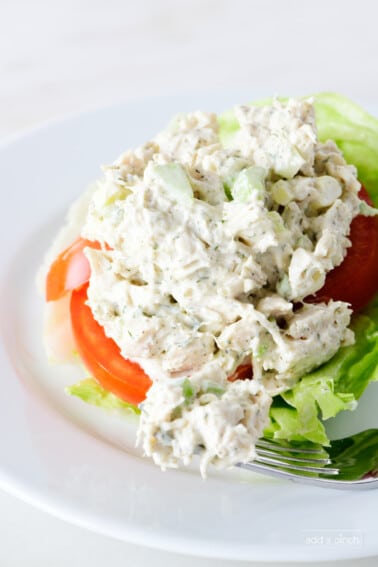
[256,447,332,465]
[237,461,378,488]
[256,438,325,455]
[239,429,378,487]
[253,455,340,475]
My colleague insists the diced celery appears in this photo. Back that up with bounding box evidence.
[267,211,285,234]
[231,166,266,202]
[201,381,225,396]
[277,275,292,298]
[182,378,195,404]
[152,163,193,204]
[271,180,294,205]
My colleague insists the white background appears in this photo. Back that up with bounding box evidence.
[1,0,378,565]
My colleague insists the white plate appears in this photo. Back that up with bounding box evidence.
[0,92,378,563]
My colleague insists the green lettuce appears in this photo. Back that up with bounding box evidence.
[66,378,140,414]
[264,298,378,445]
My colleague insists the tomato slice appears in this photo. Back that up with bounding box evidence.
[228,364,253,382]
[310,187,378,312]
[70,284,152,404]
[46,238,101,302]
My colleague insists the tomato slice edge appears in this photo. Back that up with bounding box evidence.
[310,186,378,311]
[46,238,102,302]
[70,283,152,405]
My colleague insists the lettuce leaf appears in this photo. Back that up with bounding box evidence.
[314,93,378,206]
[218,92,378,206]
[66,378,140,414]
[264,298,378,444]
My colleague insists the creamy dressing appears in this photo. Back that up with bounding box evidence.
[80,98,361,473]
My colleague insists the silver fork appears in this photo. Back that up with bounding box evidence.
[238,428,378,489]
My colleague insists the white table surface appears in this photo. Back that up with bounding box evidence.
[1,1,378,565]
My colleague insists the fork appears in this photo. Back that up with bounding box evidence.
[238,429,378,489]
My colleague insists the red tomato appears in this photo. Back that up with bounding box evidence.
[310,187,378,312]
[70,284,152,404]
[70,283,252,402]
[228,364,253,382]
[46,238,101,302]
